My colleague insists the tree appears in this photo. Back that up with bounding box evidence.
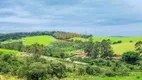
[84,38,94,55]
[90,41,101,58]
[50,62,67,78]
[122,51,139,64]
[18,62,49,80]
[25,43,46,61]
[86,39,113,59]
[101,40,113,58]
[135,41,142,54]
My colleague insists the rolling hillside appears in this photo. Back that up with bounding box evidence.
[92,36,142,43]
[22,36,56,45]
[72,36,142,54]
[2,36,142,54]
[2,35,56,46]
[0,48,21,54]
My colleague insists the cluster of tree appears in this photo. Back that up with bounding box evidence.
[54,33,81,39]
[113,40,122,44]
[0,42,47,61]
[0,31,92,42]
[84,38,113,59]
[45,41,82,58]
[0,53,67,80]
[0,42,24,51]
[0,40,142,80]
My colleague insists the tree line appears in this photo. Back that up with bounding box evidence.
[0,31,92,42]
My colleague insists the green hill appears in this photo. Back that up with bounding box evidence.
[22,36,56,45]
[72,36,142,54]
[2,35,56,46]
[92,36,142,43]
[112,43,135,55]
[0,48,21,54]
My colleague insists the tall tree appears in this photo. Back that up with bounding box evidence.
[84,37,94,56]
[101,40,113,58]
[135,41,142,54]
[90,41,101,58]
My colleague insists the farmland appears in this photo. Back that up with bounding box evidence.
[2,35,56,46]
[0,32,142,80]
[2,36,141,54]
[72,36,142,54]
[0,48,20,54]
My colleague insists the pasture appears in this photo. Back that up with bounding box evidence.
[0,48,20,54]
[22,35,56,45]
[2,35,56,46]
[72,36,142,54]
[92,36,142,43]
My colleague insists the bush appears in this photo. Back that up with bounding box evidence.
[86,66,94,75]
[122,51,139,64]
[86,66,101,75]
[105,70,116,77]
[50,62,67,78]
[130,40,133,43]
[77,67,86,75]
[113,40,122,44]
[18,62,49,80]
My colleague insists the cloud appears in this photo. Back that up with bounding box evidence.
[0,0,142,36]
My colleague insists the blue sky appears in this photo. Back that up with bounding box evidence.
[0,0,142,36]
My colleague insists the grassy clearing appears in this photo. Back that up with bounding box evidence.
[2,35,56,46]
[112,43,135,55]
[22,35,56,45]
[61,72,142,80]
[72,36,142,55]
[92,36,142,43]
[0,48,21,54]
[0,75,23,80]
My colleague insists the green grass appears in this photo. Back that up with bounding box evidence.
[92,36,142,43]
[72,36,142,55]
[62,72,142,80]
[22,35,56,45]
[0,75,24,80]
[112,43,135,54]
[2,35,56,46]
[0,48,21,54]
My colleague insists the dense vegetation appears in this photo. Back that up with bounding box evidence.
[0,31,92,42]
[0,31,142,80]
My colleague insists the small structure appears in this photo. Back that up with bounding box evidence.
[75,51,88,58]
[112,54,121,59]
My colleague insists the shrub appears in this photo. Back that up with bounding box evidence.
[104,70,116,77]
[18,62,49,80]
[122,51,139,64]
[86,66,101,75]
[77,67,86,75]
[50,62,67,78]
[113,40,122,44]
[130,40,133,43]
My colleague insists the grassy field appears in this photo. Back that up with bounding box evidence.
[2,35,56,46]
[0,75,23,80]
[92,36,142,43]
[72,36,142,54]
[92,36,141,54]
[2,36,142,54]
[22,35,56,45]
[112,43,135,54]
[0,48,21,54]
[61,72,142,80]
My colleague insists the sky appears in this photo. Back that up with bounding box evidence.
[0,0,142,36]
